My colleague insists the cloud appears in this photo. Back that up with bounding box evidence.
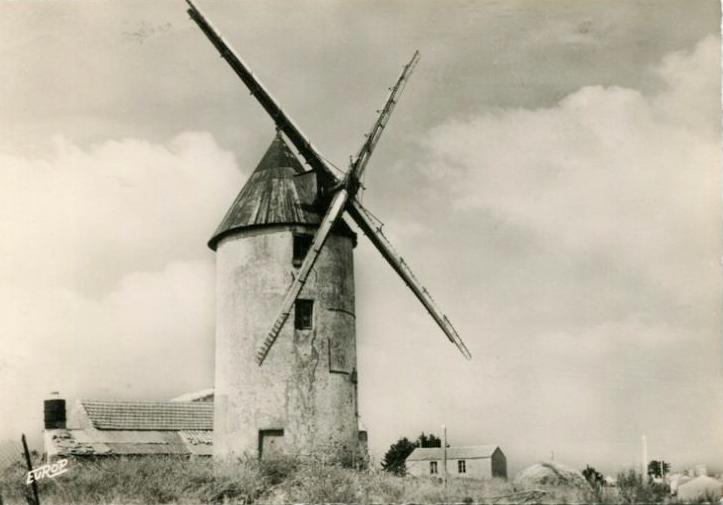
[0,132,241,294]
[0,21,720,475]
[0,133,238,443]
[418,35,720,308]
[356,35,723,472]
[0,259,216,441]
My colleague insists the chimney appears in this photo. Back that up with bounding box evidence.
[44,391,66,429]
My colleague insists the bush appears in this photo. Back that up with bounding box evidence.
[616,469,669,504]
[7,455,670,504]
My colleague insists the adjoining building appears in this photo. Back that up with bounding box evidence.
[405,445,507,480]
[42,390,368,463]
[43,396,213,461]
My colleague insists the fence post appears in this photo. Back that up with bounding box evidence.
[442,424,447,491]
[21,434,40,505]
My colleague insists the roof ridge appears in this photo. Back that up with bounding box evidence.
[82,399,212,406]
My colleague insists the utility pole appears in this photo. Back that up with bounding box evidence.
[442,424,448,490]
[641,435,648,479]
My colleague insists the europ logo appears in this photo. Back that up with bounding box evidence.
[26,459,69,484]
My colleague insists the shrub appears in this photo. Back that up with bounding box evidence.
[616,469,669,504]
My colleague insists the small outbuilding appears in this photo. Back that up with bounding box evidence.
[405,445,506,479]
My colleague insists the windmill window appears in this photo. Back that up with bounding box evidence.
[458,460,466,473]
[295,299,314,330]
[430,461,438,474]
[293,234,314,267]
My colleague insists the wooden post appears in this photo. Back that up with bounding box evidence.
[21,434,40,505]
[441,424,447,490]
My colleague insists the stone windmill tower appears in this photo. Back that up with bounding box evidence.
[208,135,361,461]
[187,0,472,462]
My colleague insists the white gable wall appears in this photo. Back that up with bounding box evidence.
[407,457,493,479]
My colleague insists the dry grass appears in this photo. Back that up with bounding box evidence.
[0,455,690,504]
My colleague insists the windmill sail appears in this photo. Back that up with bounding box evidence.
[348,50,420,185]
[187,0,471,363]
[186,0,339,188]
[257,52,420,365]
[348,199,472,360]
[255,188,350,365]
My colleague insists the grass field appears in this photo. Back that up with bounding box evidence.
[0,456,688,504]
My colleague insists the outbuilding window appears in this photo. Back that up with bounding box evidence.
[293,234,313,267]
[458,460,466,473]
[295,299,314,330]
[430,461,438,474]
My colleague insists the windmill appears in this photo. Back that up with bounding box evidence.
[186,1,471,462]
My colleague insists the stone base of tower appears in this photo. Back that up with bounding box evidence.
[212,228,360,465]
[212,385,362,465]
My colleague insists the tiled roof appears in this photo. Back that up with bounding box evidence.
[406,445,500,461]
[81,400,213,431]
[208,133,355,251]
[180,430,213,446]
[179,431,213,456]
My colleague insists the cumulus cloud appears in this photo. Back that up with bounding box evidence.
[419,35,719,304]
[0,133,239,443]
[0,132,241,293]
[357,35,722,472]
[0,25,720,474]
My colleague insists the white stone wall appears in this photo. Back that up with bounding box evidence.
[213,226,359,461]
[407,457,493,479]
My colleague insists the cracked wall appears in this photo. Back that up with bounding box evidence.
[213,225,360,462]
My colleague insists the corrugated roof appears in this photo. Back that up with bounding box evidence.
[47,428,213,457]
[81,400,213,431]
[406,445,500,461]
[47,429,110,456]
[208,133,355,250]
[103,442,190,455]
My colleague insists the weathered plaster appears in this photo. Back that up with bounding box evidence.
[213,225,360,462]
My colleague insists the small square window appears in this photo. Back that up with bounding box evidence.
[458,460,466,473]
[293,234,314,267]
[295,299,314,330]
[430,461,438,474]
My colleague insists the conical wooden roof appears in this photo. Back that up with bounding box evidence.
[208,134,354,250]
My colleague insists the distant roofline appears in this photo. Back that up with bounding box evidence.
[80,399,214,407]
[406,445,501,461]
[170,389,215,402]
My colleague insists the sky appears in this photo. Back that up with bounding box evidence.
[0,0,721,475]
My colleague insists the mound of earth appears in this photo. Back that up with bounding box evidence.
[515,461,589,488]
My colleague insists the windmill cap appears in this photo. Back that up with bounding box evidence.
[208,133,355,250]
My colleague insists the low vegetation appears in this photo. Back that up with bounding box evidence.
[381,432,442,475]
[0,454,698,504]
